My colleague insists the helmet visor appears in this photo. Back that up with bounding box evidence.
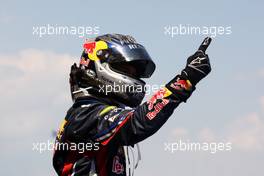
[109,44,156,78]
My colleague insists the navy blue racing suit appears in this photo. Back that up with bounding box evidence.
[53,75,194,176]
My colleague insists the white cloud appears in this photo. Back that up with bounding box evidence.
[0,49,76,139]
[227,113,264,151]
[197,128,216,142]
[0,11,14,24]
[170,108,264,152]
[234,68,264,81]
[0,48,78,175]
[170,127,189,140]
[258,69,264,78]
[260,96,264,112]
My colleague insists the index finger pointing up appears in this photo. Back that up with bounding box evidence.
[198,37,212,53]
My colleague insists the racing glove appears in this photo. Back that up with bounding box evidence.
[181,37,212,85]
[165,37,212,102]
[69,63,80,85]
[69,63,92,88]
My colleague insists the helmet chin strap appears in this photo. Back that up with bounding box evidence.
[71,87,92,102]
[70,64,145,107]
[72,87,92,94]
[72,86,132,108]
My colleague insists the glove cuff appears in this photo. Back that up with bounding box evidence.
[165,75,195,102]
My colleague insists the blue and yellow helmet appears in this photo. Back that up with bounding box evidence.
[71,34,156,107]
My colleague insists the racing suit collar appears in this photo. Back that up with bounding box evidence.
[75,95,128,108]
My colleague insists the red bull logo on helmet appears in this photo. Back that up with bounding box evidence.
[83,42,96,54]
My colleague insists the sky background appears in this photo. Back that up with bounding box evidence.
[0,0,264,175]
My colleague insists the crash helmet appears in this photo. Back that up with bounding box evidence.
[70,34,156,107]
